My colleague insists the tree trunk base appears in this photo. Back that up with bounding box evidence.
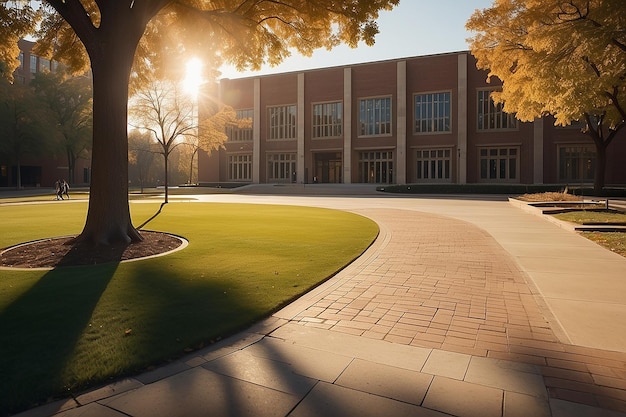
[75,224,144,246]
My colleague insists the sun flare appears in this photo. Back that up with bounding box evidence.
[182,57,204,98]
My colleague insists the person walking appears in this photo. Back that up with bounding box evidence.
[54,179,63,200]
[61,179,70,199]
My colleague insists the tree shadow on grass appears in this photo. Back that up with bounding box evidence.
[0,257,262,416]
[0,261,120,415]
[136,202,167,230]
[115,262,262,365]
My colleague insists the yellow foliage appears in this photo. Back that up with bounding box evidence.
[0,5,39,81]
[3,0,399,84]
[466,0,626,128]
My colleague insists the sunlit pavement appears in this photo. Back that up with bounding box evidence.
[10,184,626,417]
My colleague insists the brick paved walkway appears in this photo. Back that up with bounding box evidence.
[282,208,626,414]
[12,192,626,417]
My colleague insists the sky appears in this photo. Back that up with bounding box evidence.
[219,0,495,79]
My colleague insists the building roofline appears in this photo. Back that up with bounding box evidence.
[220,50,472,82]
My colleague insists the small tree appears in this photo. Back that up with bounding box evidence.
[467,0,626,194]
[129,77,233,202]
[129,79,185,203]
[31,70,93,184]
[0,80,52,189]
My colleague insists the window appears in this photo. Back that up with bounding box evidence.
[228,154,252,181]
[18,52,24,69]
[558,145,595,183]
[268,105,296,140]
[416,149,452,182]
[359,97,392,136]
[414,92,451,133]
[267,153,296,182]
[312,101,342,138]
[477,90,517,130]
[227,109,253,142]
[479,147,519,182]
[358,151,393,183]
[39,58,50,72]
[29,55,37,73]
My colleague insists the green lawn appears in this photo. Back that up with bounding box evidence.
[0,201,378,414]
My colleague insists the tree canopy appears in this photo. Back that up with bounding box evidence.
[0,0,399,245]
[0,79,55,188]
[29,0,399,81]
[0,6,38,80]
[466,0,626,192]
[31,70,93,184]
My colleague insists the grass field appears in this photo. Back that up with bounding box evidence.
[0,201,378,414]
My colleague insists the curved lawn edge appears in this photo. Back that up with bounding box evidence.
[0,231,189,271]
[0,202,378,415]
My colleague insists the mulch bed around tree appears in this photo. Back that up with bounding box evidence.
[0,231,183,268]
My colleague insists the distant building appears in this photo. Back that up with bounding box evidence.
[0,39,91,189]
[14,39,61,85]
[198,51,626,187]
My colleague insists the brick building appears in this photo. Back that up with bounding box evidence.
[198,51,626,187]
[0,40,91,188]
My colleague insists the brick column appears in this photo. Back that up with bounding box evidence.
[253,78,261,183]
[343,68,352,184]
[457,54,468,184]
[396,60,407,184]
[297,73,305,184]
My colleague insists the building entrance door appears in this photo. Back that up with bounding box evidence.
[358,151,394,184]
[314,152,342,183]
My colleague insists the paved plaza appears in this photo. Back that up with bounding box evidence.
[10,185,626,417]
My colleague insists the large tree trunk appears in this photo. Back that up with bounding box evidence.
[45,0,169,245]
[77,35,142,245]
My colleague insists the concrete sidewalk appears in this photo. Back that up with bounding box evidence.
[14,190,626,417]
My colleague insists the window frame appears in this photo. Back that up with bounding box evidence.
[557,144,596,183]
[227,109,254,142]
[29,55,37,73]
[477,89,518,131]
[267,104,297,140]
[39,58,50,72]
[415,147,453,182]
[357,150,394,183]
[478,146,520,183]
[266,152,297,182]
[228,153,253,181]
[312,100,343,139]
[413,91,452,134]
[358,96,393,137]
